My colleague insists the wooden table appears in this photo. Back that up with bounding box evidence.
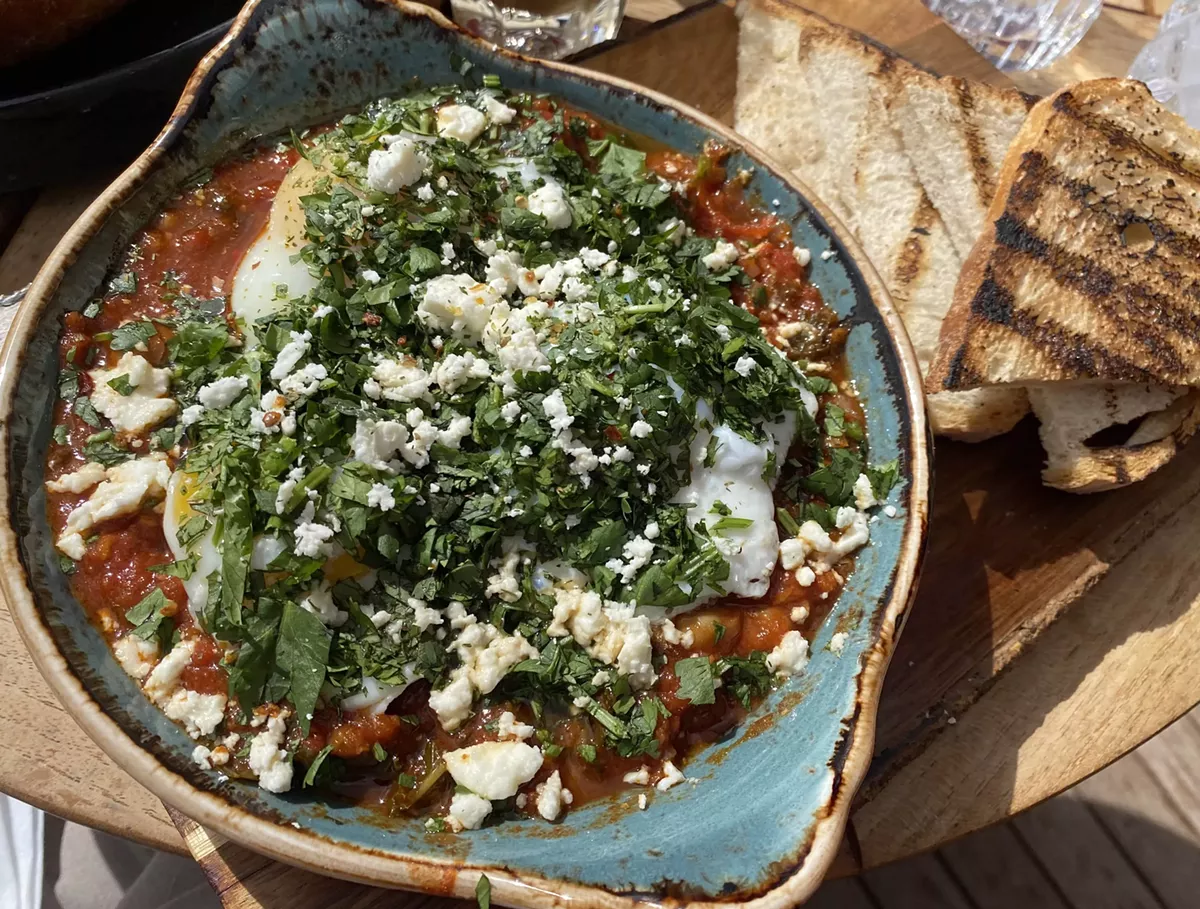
[2,0,1195,905]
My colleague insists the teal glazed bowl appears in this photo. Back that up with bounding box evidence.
[0,1,930,905]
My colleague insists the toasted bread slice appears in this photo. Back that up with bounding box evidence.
[927,79,1200,392]
[1031,385,1200,492]
[893,77,1036,259]
[735,0,1029,440]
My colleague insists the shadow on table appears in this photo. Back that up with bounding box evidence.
[838,796,1200,909]
[848,415,1200,867]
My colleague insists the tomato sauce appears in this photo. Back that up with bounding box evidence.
[44,115,861,817]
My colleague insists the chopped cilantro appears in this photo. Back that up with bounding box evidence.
[303,744,335,787]
[675,656,716,705]
[109,320,157,351]
[107,374,135,396]
[72,397,103,428]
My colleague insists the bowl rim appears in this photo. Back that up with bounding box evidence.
[0,1,931,905]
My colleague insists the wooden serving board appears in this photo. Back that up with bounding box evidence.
[4,1,1198,906]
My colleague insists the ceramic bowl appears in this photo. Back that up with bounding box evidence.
[0,1,930,905]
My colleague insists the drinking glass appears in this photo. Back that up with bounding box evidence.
[450,0,625,59]
[920,0,1103,71]
[1129,0,1200,128]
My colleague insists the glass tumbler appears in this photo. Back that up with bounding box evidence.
[450,0,625,59]
[920,0,1103,71]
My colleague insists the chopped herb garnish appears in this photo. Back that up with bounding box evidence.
[109,320,157,351]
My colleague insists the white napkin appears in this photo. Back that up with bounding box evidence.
[0,793,44,909]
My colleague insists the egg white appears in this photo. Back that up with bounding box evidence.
[671,401,799,608]
[162,471,220,618]
[230,157,325,343]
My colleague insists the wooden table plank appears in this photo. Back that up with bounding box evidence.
[860,853,975,909]
[1133,712,1200,838]
[1011,797,1163,909]
[854,461,1200,865]
[939,823,1071,909]
[1072,750,1200,909]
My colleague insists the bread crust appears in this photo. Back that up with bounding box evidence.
[927,79,1200,391]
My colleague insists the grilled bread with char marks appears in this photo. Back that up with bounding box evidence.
[924,78,1200,489]
[735,0,1031,441]
[927,80,1200,390]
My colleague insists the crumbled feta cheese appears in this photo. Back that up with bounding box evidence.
[542,389,574,433]
[371,357,432,402]
[853,473,877,511]
[644,521,660,540]
[830,632,848,655]
[630,420,653,439]
[496,711,535,741]
[791,605,810,623]
[416,184,435,203]
[657,618,683,645]
[497,328,550,376]
[486,550,522,602]
[181,404,204,426]
[623,766,650,786]
[279,362,328,399]
[164,688,227,738]
[536,770,569,821]
[611,445,634,462]
[57,454,171,559]
[793,247,811,267]
[367,138,429,192]
[767,630,809,677]
[702,240,739,271]
[779,538,805,571]
[293,521,336,559]
[446,792,492,831]
[300,583,347,627]
[528,181,572,230]
[88,353,177,433]
[798,520,832,555]
[578,247,610,270]
[46,461,107,494]
[410,600,444,633]
[656,761,685,791]
[418,274,508,344]
[481,94,516,124]
[638,793,648,810]
[733,356,757,377]
[270,331,312,382]
[437,105,487,143]
[604,535,655,584]
[249,711,294,793]
[428,624,539,730]
[197,375,248,409]
[143,639,194,703]
[444,741,543,799]
[884,505,897,518]
[367,482,395,511]
[500,401,521,424]
[796,566,816,587]
[438,415,473,449]
[548,585,655,688]
[193,745,214,770]
[113,634,159,680]
[429,347,489,395]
